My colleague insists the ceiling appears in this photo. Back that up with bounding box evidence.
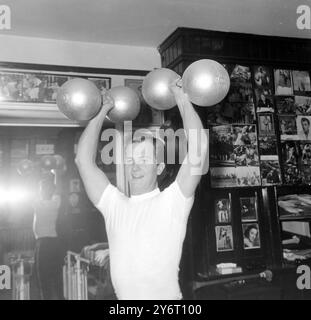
[3,0,311,47]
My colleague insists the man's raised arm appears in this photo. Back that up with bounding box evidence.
[75,96,114,205]
[171,81,209,198]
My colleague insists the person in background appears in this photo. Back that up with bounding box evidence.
[33,177,63,300]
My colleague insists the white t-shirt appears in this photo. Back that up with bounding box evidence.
[96,181,194,300]
[33,195,60,240]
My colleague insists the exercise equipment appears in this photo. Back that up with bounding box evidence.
[17,159,34,176]
[56,78,102,121]
[63,251,89,300]
[9,253,34,300]
[107,86,140,123]
[193,269,273,291]
[182,59,230,106]
[142,68,179,110]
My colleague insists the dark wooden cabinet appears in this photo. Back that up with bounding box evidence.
[158,28,311,299]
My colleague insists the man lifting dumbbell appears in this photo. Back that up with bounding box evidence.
[75,79,208,300]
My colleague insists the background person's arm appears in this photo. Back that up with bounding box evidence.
[171,81,209,198]
[75,96,114,205]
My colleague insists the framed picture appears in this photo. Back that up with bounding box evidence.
[242,223,261,249]
[0,70,111,104]
[240,196,258,222]
[215,198,231,224]
[0,61,147,127]
[124,78,164,126]
[215,225,234,252]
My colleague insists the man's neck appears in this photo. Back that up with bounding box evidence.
[130,185,158,196]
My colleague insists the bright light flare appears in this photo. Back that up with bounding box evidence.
[0,186,32,205]
[195,73,213,90]
[71,92,86,106]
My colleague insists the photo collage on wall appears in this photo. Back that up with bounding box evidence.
[210,65,263,188]
[254,66,282,186]
[275,69,311,185]
[214,196,234,252]
[239,194,261,250]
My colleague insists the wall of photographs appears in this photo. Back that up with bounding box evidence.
[209,65,311,188]
[201,187,270,274]
[213,191,262,256]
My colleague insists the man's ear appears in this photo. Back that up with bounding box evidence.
[157,162,165,176]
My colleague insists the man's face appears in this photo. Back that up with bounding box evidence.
[302,120,310,133]
[125,140,163,195]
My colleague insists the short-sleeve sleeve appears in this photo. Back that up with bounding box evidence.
[95,184,125,218]
[162,181,195,221]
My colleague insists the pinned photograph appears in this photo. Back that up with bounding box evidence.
[258,136,278,156]
[240,197,258,222]
[210,167,237,188]
[299,143,311,165]
[232,125,257,146]
[236,166,261,187]
[260,158,282,186]
[234,145,259,166]
[242,223,261,249]
[255,89,274,113]
[279,115,298,140]
[295,96,311,115]
[206,102,255,125]
[281,142,298,165]
[297,115,311,141]
[210,125,235,166]
[253,66,272,89]
[283,164,302,185]
[215,199,231,224]
[274,69,293,95]
[258,114,275,136]
[275,96,296,114]
[292,70,311,94]
[0,72,24,101]
[229,65,252,83]
[215,225,234,252]
[227,83,253,103]
[301,166,311,184]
